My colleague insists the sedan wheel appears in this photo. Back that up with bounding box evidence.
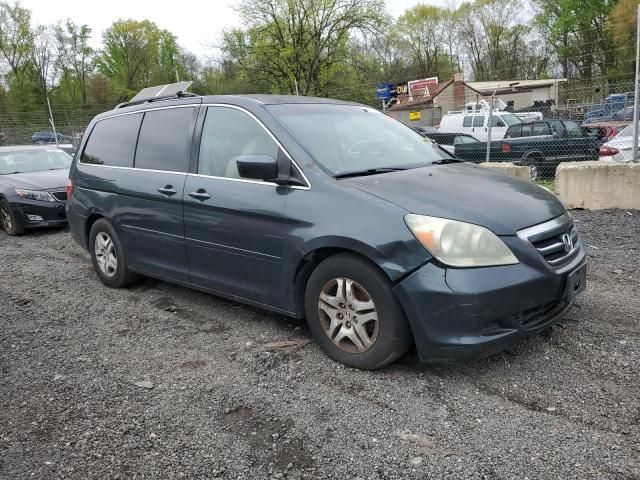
[1,203,12,231]
[94,232,118,277]
[318,277,379,353]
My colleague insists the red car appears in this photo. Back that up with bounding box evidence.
[582,121,630,142]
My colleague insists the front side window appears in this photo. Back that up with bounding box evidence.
[267,104,450,176]
[0,149,72,175]
[490,116,506,127]
[500,114,521,126]
[198,107,278,178]
[135,107,195,172]
[81,114,142,167]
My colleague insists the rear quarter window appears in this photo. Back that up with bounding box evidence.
[81,114,143,167]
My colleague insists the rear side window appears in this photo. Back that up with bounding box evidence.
[81,114,142,167]
[472,116,484,127]
[506,125,521,138]
[521,124,533,137]
[532,123,551,136]
[135,107,195,172]
[463,116,473,127]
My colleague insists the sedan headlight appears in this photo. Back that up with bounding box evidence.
[404,214,519,267]
[15,188,56,202]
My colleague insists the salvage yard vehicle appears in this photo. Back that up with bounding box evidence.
[454,118,602,178]
[66,83,587,370]
[438,109,521,141]
[0,146,72,235]
[598,122,639,163]
[422,132,480,155]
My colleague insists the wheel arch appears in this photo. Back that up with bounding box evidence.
[291,239,401,318]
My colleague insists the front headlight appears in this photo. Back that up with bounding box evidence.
[15,188,56,202]
[404,214,519,267]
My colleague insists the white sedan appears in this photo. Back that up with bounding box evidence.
[598,123,638,163]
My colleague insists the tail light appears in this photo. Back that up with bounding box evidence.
[66,178,74,198]
[501,143,512,154]
[599,146,619,156]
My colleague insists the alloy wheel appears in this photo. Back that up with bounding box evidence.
[94,232,118,277]
[317,277,379,353]
[1,204,12,232]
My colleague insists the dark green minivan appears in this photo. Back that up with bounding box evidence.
[67,85,586,369]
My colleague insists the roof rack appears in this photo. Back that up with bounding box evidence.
[115,81,197,109]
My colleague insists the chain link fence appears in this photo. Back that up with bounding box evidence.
[387,77,639,179]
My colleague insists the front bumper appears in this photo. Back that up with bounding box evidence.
[393,241,586,364]
[9,197,67,229]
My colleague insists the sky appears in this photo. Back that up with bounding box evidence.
[20,0,435,59]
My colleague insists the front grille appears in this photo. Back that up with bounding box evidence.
[518,212,581,268]
[531,226,579,266]
[50,191,67,202]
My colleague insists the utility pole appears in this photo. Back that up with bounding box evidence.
[485,90,496,163]
[294,78,300,96]
[46,96,59,149]
[633,4,640,162]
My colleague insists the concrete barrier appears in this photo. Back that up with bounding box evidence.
[478,162,531,181]
[556,161,640,210]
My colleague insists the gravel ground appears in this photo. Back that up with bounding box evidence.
[1,209,639,480]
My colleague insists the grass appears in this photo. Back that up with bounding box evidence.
[536,179,556,192]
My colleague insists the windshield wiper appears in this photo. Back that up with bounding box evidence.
[334,167,407,179]
[430,158,465,165]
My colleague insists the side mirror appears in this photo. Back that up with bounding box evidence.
[236,154,278,181]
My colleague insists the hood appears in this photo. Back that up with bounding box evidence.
[345,163,565,235]
[0,168,69,191]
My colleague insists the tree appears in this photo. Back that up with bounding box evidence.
[222,0,387,96]
[55,20,93,106]
[96,19,162,100]
[0,2,34,79]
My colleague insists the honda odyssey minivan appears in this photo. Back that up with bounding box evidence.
[66,87,586,370]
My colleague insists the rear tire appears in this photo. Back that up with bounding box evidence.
[0,199,24,236]
[304,253,412,370]
[89,219,139,288]
[525,155,544,180]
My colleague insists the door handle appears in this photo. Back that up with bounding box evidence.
[157,185,177,196]
[188,189,211,201]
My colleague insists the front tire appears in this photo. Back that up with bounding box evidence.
[0,199,24,236]
[304,253,412,370]
[89,219,139,288]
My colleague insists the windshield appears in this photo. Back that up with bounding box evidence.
[499,114,521,126]
[267,104,450,176]
[0,149,72,175]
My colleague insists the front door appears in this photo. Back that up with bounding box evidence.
[183,106,289,308]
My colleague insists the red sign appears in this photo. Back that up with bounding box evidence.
[408,77,438,98]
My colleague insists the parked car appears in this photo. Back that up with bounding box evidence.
[412,126,438,135]
[613,106,635,122]
[439,111,521,141]
[583,92,634,124]
[598,122,639,163]
[455,119,603,178]
[423,132,480,155]
[0,146,72,235]
[31,131,74,145]
[581,121,629,142]
[66,90,586,370]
